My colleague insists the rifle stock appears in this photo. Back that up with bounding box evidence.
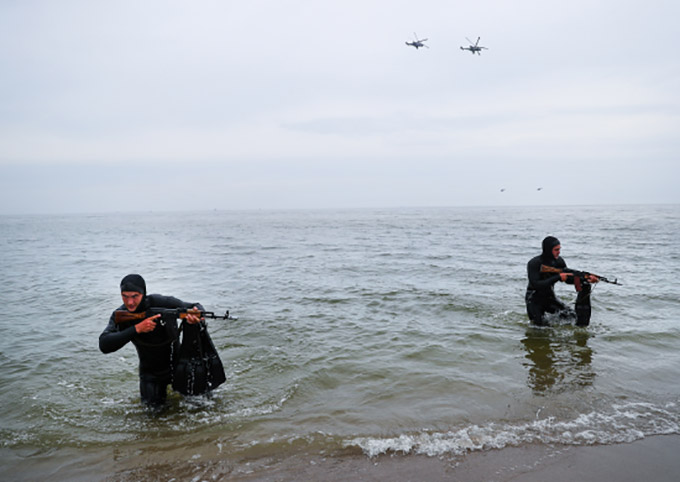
[540,265,621,285]
[114,308,236,325]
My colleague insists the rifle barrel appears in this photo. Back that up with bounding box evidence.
[114,308,237,324]
[539,265,621,285]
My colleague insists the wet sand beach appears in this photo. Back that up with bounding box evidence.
[5,435,680,481]
[231,435,680,482]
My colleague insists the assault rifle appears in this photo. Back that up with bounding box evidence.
[540,265,622,286]
[114,308,237,326]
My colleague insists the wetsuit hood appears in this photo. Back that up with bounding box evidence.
[120,274,148,312]
[120,274,146,295]
[541,236,560,260]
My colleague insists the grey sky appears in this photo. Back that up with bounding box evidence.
[1,0,678,214]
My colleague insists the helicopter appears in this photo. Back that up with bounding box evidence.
[460,37,487,55]
[405,32,429,49]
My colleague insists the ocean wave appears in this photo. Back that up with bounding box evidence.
[345,400,680,457]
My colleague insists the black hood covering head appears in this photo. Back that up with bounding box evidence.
[120,274,147,295]
[541,236,560,259]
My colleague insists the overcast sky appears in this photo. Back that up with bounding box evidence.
[1,0,678,214]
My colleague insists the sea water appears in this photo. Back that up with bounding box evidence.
[1,204,678,479]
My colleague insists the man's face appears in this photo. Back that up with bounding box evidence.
[552,245,561,259]
[121,291,143,312]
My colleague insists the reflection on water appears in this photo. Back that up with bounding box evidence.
[522,327,595,394]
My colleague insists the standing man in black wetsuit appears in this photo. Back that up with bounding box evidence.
[99,274,203,407]
[526,236,598,327]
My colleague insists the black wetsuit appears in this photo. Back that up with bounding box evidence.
[99,294,204,406]
[525,240,591,327]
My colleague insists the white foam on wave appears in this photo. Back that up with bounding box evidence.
[345,400,680,457]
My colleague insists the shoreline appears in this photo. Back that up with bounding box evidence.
[228,435,680,482]
[4,434,680,481]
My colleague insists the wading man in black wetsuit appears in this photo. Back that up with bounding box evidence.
[526,236,598,327]
[99,274,203,407]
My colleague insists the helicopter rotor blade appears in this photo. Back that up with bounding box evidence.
[475,37,480,46]
[465,37,474,45]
